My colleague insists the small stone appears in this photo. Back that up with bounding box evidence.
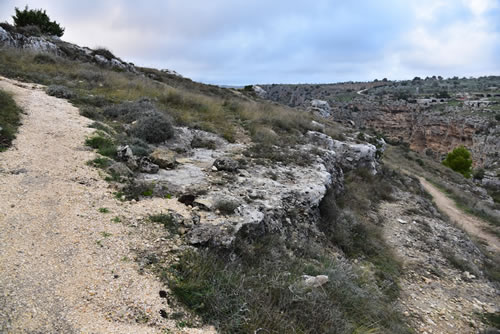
[211,166,218,171]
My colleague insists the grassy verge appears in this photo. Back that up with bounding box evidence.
[0,89,22,150]
[167,245,409,334]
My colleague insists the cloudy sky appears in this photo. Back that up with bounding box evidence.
[1,0,499,85]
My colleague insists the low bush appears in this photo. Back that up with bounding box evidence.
[130,112,174,144]
[17,24,42,36]
[213,198,240,215]
[86,156,112,169]
[103,99,156,123]
[85,133,116,157]
[0,90,22,150]
[125,136,151,157]
[46,85,74,99]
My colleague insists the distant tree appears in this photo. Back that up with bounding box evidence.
[442,146,473,178]
[12,6,64,37]
[412,76,422,81]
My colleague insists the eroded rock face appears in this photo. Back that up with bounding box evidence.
[335,103,500,169]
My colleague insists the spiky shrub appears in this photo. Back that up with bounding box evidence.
[130,112,174,144]
[12,6,64,37]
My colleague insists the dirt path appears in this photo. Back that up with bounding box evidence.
[417,177,500,253]
[0,77,214,333]
[380,188,498,334]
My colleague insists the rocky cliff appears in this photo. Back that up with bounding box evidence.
[338,102,500,169]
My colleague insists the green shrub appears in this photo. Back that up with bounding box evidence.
[126,137,151,157]
[130,113,174,144]
[0,90,22,150]
[12,6,64,37]
[86,156,112,169]
[85,133,116,157]
[442,145,472,178]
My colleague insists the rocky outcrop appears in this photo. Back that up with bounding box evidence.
[306,131,378,173]
[0,26,58,53]
[252,85,267,98]
[0,26,135,72]
[308,99,331,117]
[132,127,383,248]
